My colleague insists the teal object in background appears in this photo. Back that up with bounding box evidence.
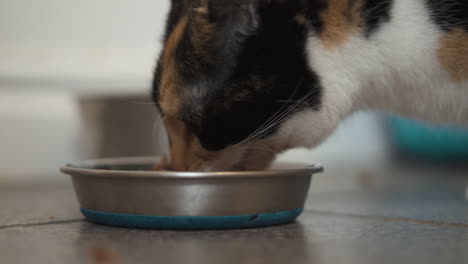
[81,208,303,230]
[390,116,468,160]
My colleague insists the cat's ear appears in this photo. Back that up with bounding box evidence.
[196,0,260,33]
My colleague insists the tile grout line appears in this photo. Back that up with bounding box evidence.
[0,219,85,230]
[306,209,468,228]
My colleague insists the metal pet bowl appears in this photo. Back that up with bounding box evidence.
[61,156,323,230]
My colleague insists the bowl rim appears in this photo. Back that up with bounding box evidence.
[60,156,323,180]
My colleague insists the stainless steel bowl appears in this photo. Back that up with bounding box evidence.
[61,156,323,229]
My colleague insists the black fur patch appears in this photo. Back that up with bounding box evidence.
[425,0,468,32]
[153,0,322,151]
[152,61,162,104]
[301,0,328,33]
[362,0,393,37]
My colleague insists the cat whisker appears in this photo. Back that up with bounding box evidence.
[245,89,316,142]
[234,79,304,146]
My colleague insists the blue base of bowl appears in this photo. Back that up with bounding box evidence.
[81,208,303,230]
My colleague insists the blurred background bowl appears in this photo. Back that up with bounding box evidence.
[78,94,169,159]
[389,116,468,161]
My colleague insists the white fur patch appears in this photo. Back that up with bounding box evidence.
[278,0,468,150]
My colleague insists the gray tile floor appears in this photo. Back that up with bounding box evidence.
[2,160,468,264]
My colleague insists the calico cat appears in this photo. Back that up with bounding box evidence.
[152,0,468,171]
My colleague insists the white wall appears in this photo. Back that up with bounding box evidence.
[0,90,81,182]
[0,0,169,82]
[0,0,170,181]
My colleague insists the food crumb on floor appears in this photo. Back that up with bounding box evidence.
[90,246,119,264]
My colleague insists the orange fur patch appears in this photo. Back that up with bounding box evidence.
[159,16,188,117]
[438,28,468,82]
[163,118,216,171]
[156,16,219,171]
[320,0,364,49]
[189,13,216,64]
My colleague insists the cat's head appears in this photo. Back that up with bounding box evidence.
[153,0,327,171]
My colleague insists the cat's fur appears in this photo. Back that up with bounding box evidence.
[153,0,468,171]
